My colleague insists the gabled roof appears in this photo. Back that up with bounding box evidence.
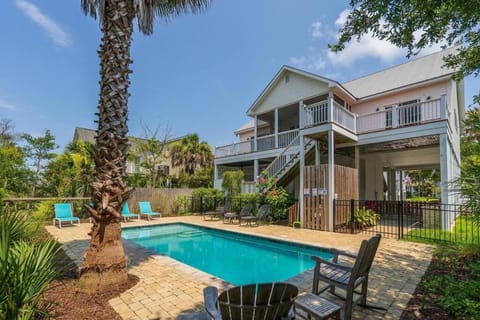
[73,127,186,147]
[234,120,269,135]
[246,65,351,116]
[342,47,458,99]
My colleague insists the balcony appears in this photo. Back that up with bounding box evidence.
[215,97,445,159]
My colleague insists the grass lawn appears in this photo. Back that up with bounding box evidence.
[404,215,480,245]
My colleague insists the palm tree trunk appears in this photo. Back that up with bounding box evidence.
[77,0,135,292]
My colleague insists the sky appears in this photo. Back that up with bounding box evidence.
[1,0,479,153]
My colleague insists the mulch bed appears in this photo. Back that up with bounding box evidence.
[40,246,139,320]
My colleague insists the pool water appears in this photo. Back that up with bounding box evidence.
[122,223,333,285]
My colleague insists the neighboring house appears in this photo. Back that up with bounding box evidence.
[73,127,186,182]
[214,48,463,230]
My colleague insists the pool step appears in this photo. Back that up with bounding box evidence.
[177,230,204,238]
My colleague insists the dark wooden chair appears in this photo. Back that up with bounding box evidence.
[224,202,253,224]
[311,234,381,320]
[204,282,298,320]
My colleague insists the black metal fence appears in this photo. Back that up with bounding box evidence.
[334,199,480,245]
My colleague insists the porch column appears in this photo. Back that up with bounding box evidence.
[299,101,304,129]
[253,159,259,182]
[440,94,447,119]
[328,91,334,123]
[315,140,321,166]
[254,115,258,152]
[440,133,450,230]
[327,130,335,231]
[274,108,279,148]
[299,135,305,226]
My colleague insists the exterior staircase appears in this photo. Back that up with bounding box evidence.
[265,135,315,182]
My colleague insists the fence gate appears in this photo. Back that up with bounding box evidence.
[303,165,358,231]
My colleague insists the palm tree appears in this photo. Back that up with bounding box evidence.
[79,0,210,292]
[170,133,213,175]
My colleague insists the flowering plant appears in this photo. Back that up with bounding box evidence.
[256,171,288,220]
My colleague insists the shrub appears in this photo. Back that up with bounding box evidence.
[231,193,260,213]
[0,209,59,319]
[350,207,380,228]
[265,187,289,221]
[172,195,191,215]
[191,188,224,212]
[31,200,58,222]
[221,170,244,196]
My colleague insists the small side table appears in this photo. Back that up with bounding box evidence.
[294,293,342,320]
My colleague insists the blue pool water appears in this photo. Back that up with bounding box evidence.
[122,223,333,285]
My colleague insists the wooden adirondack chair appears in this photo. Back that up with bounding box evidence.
[204,282,298,320]
[311,234,381,320]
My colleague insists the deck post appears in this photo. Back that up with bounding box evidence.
[299,135,305,227]
[439,133,450,230]
[299,101,304,129]
[254,115,258,152]
[328,91,334,123]
[254,159,259,182]
[327,130,335,231]
[315,140,321,165]
[440,94,447,119]
[274,108,279,148]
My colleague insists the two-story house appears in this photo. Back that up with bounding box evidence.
[214,48,463,231]
[73,127,186,184]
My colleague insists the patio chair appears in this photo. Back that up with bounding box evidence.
[121,203,139,222]
[310,233,381,320]
[240,203,270,227]
[138,201,161,220]
[204,282,298,320]
[53,203,80,228]
[224,202,253,224]
[256,203,272,223]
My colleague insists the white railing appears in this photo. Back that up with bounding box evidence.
[333,101,356,132]
[215,140,254,158]
[257,134,275,152]
[265,135,301,178]
[303,100,328,127]
[278,129,299,148]
[357,98,442,133]
[242,182,256,193]
[357,110,391,133]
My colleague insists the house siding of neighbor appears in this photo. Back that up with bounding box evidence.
[73,127,185,183]
[214,48,463,230]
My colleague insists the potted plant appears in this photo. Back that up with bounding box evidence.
[293,221,301,229]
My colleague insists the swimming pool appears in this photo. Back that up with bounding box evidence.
[122,223,333,285]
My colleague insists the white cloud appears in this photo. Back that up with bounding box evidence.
[327,33,405,66]
[311,21,323,38]
[335,9,350,28]
[289,52,326,72]
[0,99,18,110]
[16,0,72,47]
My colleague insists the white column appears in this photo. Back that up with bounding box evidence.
[253,159,259,182]
[440,133,449,230]
[299,135,305,226]
[274,108,279,148]
[440,94,447,119]
[254,115,258,152]
[315,140,321,165]
[392,105,399,128]
[327,130,335,231]
[299,101,304,129]
[328,91,334,123]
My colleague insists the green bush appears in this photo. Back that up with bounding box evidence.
[0,209,59,319]
[221,170,244,196]
[31,200,58,222]
[172,196,191,215]
[191,188,224,212]
[350,207,380,228]
[231,193,260,213]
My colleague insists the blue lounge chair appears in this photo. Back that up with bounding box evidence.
[138,201,161,220]
[121,203,139,222]
[53,203,80,228]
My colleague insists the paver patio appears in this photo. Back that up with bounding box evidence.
[45,216,433,320]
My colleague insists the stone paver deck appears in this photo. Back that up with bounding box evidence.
[45,216,432,320]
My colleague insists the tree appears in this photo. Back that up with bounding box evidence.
[0,144,30,195]
[21,130,57,197]
[458,106,480,218]
[170,133,213,175]
[0,118,17,146]
[40,141,95,197]
[331,0,480,103]
[79,0,211,291]
[129,125,171,187]
[221,170,244,196]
